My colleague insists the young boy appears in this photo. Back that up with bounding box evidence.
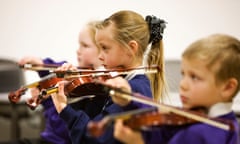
[114,33,240,144]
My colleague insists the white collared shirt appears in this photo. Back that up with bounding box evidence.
[208,102,233,117]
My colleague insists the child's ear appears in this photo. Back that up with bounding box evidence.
[221,78,238,101]
[128,40,138,54]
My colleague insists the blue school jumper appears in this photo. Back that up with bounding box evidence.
[38,58,107,144]
[59,73,153,144]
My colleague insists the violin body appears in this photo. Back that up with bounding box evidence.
[65,78,108,98]
[124,110,197,130]
[87,107,200,138]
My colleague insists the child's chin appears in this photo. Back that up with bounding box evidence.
[182,104,191,109]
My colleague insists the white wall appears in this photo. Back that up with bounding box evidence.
[0,0,240,82]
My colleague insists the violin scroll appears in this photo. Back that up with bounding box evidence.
[8,73,62,108]
[8,87,28,103]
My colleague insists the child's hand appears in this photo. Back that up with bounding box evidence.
[56,63,78,71]
[18,56,43,65]
[105,77,131,106]
[30,87,40,99]
[114,119,144,144]
[51,81,68,113]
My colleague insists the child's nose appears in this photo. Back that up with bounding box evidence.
[98,53,104,61]
[179,77,188,91]
[76,48,81,55]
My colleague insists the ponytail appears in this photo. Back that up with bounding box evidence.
[145,15,168,101]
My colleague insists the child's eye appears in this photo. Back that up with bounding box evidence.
[101,45,108,51]
[101,46,106,50]
[83,44,88,48]
[180,70,184,77]
[80,42,88,48]
[190,74,199,81]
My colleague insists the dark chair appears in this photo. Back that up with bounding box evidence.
[0,58,29,141]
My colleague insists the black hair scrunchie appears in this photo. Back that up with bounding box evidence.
[145,15,167,44]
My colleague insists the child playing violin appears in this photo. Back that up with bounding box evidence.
[15,20,105,144]
[113,34,240,144]
[51,10,168,144]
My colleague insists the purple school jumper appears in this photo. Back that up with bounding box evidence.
[37,58,71,144]
[59,74,153,144]
[38,58,106,144]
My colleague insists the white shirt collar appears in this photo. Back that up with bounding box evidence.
[208,102,232,117]
[124,66,145,80]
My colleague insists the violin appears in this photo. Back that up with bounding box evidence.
[88,105,234,138]
[49,65,159,95]
[86,83,234,137]
[25,65,160,110]
[8,73,63,104]
[9,63,94,104]
[8,65,160,109]
[26,74,110,110]
[87,107,205,138]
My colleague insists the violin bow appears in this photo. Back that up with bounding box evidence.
[57,65,161,73]
[56,65,160,79]
[19,63,93,71]
[102,84,233,131]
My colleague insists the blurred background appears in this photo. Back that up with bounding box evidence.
[0,0,240,142]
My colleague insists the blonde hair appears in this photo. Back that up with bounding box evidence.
[85,21,101,52]
[182,34,240,97]
[96,10,167,101]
